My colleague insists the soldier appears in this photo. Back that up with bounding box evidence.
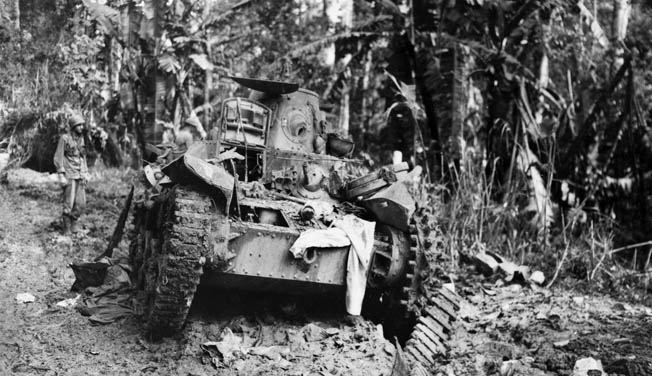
[54,113,89,234]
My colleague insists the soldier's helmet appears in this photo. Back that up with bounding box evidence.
[68,113,85,128]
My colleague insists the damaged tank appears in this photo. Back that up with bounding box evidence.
[129,77,460,368]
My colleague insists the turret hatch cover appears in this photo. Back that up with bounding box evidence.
[230,76,299,95]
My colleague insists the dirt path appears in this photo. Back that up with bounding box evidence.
[0,185,156,376]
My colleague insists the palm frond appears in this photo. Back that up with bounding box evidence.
[353,14,393,31]
[82,0,120,37]
[437,32,536,81]
[320,39,382,102]
[189,53,214,71]
[577,0,610,48]
[375,0,404,17]
[286,31,387,59]
[158,54,180,74]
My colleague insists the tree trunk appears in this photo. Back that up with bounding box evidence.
[535,8,551,129]
[434,42,468,173]
[13,0,19,29]
[359,49,373,148]
[106,36,114,92]
[152,0,165,143]
[339,72,350,136]
[203,0,212,130]
[138,0,166,146]
[448,43,467,166]
[324,0,353,136]
[612,0,631,70]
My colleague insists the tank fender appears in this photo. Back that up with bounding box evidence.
[363,181,415,231]
[162,154,235,211]
[362,166,422,231]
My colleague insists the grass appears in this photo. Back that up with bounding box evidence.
[86,166,140,200]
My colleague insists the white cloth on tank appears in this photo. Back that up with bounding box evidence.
[289,214,375,315]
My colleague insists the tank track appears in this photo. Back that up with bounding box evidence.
[404,287,461,367]
[403,221,461,370]
[131,186,220,338]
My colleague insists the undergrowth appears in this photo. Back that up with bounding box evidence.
[417,156,650,300]
[85,166,139,200]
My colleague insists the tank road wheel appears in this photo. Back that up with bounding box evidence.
[367,224,415,341]
[137,186,219,338]
[402,221,462,370]
[368,219,462,370]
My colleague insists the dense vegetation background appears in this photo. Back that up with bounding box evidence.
[2,0,652,296]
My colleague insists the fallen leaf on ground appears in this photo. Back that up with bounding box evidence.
[572,357,604,376]
[498,261,530,282]
[56,294,80,308]
[612,302,633,313]
[249,345,290,361]
[277,358,292,370]
[482,287,497,296]
[442,282,456,293]
[553,339,570,348]
[202,328,246,366]
[473,252,500,276]
[479,311,501,325]
[500,359,518,376]
[529,271,545,285]
[16,293,36,303]
[302,323,326,342]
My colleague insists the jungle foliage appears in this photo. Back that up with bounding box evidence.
[2,0,652,290]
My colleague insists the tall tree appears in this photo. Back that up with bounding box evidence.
[326,0,354,136]
[612,0,631,70]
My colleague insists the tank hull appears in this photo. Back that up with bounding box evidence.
[204,213,349,292]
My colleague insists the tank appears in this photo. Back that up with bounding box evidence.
[129,78,460,368]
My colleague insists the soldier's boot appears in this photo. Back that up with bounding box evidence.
[70,218,79,233]
[62,216,71,235]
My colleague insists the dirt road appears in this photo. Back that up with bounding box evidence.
[0,182,159,376]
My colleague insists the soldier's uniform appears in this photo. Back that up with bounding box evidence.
[54,114,89,233]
